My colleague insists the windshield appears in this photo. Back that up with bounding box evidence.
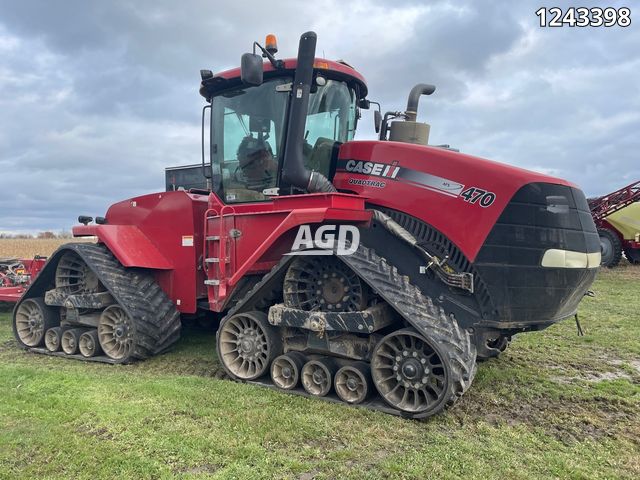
[209,76,357,202]
[211,78,290,203]
[303,79,357,177]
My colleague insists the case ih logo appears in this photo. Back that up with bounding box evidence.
[344,160,400,178]
[337,159,497,207]
[287,225,360,256]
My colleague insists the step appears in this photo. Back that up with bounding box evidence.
[204,279,220,286]
[205,235,220,241]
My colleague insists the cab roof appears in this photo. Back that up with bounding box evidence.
[199,57,368,101]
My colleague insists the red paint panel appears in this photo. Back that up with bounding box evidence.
[74,191,209,314]
[70,189,369,314]
[73,225,173,269]
[334,140,574,261]
[212,58,367,92]
[230,207,371,286]
[0,286,25,303]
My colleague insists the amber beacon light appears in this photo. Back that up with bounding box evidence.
[265,34,278,55]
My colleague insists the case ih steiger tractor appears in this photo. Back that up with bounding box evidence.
[12,32,600,418]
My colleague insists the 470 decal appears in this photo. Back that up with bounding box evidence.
[459,187,496,207]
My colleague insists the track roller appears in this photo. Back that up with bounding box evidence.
[334,362,371,404]
[44,327,65,352]
[271,352,306,390]
[61,328,89,355]
[79,330,102,358]
[217,311,283,380]
[301,358,336,397]
[14,298,56,347]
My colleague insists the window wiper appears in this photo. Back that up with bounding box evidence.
[236,113,249,136]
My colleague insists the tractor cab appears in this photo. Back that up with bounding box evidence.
[199,34,367,203]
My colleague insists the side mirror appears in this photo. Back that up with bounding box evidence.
[241,53,263,86]
[374,110,382,134]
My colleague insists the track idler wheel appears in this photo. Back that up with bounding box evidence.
[61,328,88,355]
[217,311,283,381]
[334,362,371,404]
[14,298,56,347]
[301,358,336,397]
[371,328,450,415]
[79,330,102,358]
[271,352,305,390]
[45,327,65,352]
[98,305,134,360]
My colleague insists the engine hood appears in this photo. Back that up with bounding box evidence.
[333,140,577,261]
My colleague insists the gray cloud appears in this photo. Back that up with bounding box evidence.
[0,0,638,234]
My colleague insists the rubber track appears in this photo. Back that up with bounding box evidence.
[339,245,477,417]
[220,244,477,418]
[20,243,181,363]
[374,206,495,317]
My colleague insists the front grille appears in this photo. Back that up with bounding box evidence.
[474,183,599,323]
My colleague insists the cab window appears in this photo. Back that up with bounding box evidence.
[211,78,289,203]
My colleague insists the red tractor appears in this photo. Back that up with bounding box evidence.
[12,33,600,418]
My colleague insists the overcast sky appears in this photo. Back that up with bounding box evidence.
[1,0,638,234]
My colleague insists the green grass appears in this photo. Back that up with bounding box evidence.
[1,265,639,479]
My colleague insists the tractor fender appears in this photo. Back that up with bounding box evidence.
[73,225,172,270]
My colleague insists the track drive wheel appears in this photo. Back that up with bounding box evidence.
[283,256,368,311]
[371,328,461,416]
[598,228,622,267]
[624,247,640,264]
[217,311,282,380]
[14,298,56,347]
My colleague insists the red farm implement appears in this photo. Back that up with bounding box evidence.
[0,257,46,303]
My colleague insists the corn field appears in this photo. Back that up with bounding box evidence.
[0,238,94,259]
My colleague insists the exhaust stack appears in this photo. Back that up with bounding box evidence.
[389,83,436,146]
[281,32,336,193]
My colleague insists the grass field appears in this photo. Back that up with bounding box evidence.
[0,265,638,479]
